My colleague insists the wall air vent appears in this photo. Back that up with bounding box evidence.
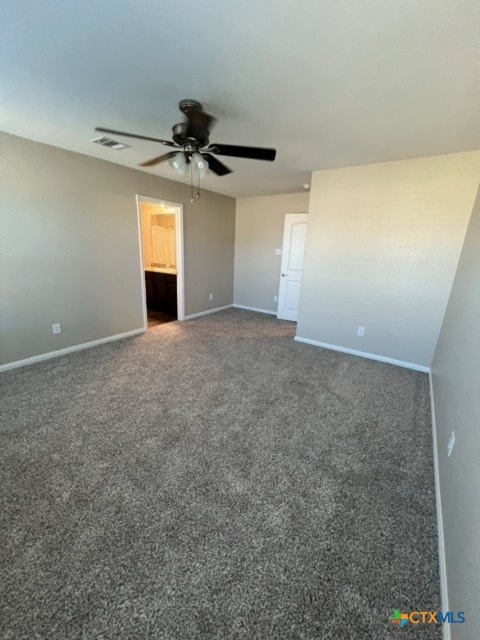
[90,136,130,150]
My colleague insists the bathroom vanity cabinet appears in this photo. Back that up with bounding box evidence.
[145,270,177,317]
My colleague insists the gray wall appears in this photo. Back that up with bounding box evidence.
[0,131,235,366]
[234,192,310,312]
[431,186,480,640]
[297,151,480,368]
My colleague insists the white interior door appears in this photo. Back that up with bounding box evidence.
[277,214,308,321]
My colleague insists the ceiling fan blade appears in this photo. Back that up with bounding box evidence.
[95,127,176,146]
[209,143,276,161]
[139,151,178,167]
[202,153,232,176]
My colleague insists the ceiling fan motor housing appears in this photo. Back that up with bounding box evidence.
[172,122,210,149]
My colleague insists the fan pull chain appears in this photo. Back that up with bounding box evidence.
[188,162,201,203]
[190,163,194,203]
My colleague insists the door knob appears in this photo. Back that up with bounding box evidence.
[281,273,289,277]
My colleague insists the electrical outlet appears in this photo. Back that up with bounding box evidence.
[275,248,282,256]
[447,431,455,457]
[274,294,278,303]
[52,323,62,335]
[209,293,213,301]
[357,326,365,337]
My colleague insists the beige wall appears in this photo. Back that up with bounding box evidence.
[296,151,480,368]
[234,192,310,312]
[431,186,480,640]
[0,131,235,366]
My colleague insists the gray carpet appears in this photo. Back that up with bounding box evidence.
[1,309,441,639]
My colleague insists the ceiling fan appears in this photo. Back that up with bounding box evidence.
[95,99,276,178]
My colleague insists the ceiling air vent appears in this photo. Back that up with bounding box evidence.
[90,136,130,150]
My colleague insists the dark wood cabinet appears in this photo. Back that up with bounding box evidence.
[145,270,155,309]
[145,271,177,317]
[165,275,177,316]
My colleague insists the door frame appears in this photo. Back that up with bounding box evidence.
[136,194,185,329]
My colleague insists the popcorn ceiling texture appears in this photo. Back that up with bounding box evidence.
[0,310,440,639]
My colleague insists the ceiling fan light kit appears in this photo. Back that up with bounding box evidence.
[95,99,276,201]
[169,152,186,174]
[191,153,209,178]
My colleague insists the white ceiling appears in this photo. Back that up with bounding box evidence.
[1,0,479,198]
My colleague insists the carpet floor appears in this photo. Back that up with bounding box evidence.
[1,309,441,639]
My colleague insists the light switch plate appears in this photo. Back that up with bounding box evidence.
[275,248,282,255]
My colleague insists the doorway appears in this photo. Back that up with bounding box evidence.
[277,213,308,321]
[136,195,185,330]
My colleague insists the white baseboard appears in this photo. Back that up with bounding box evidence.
[0,328,145,373]
[184,304,233,320]
[294,336,430,373]
[429,372,450,640]
[232,304,277,316]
